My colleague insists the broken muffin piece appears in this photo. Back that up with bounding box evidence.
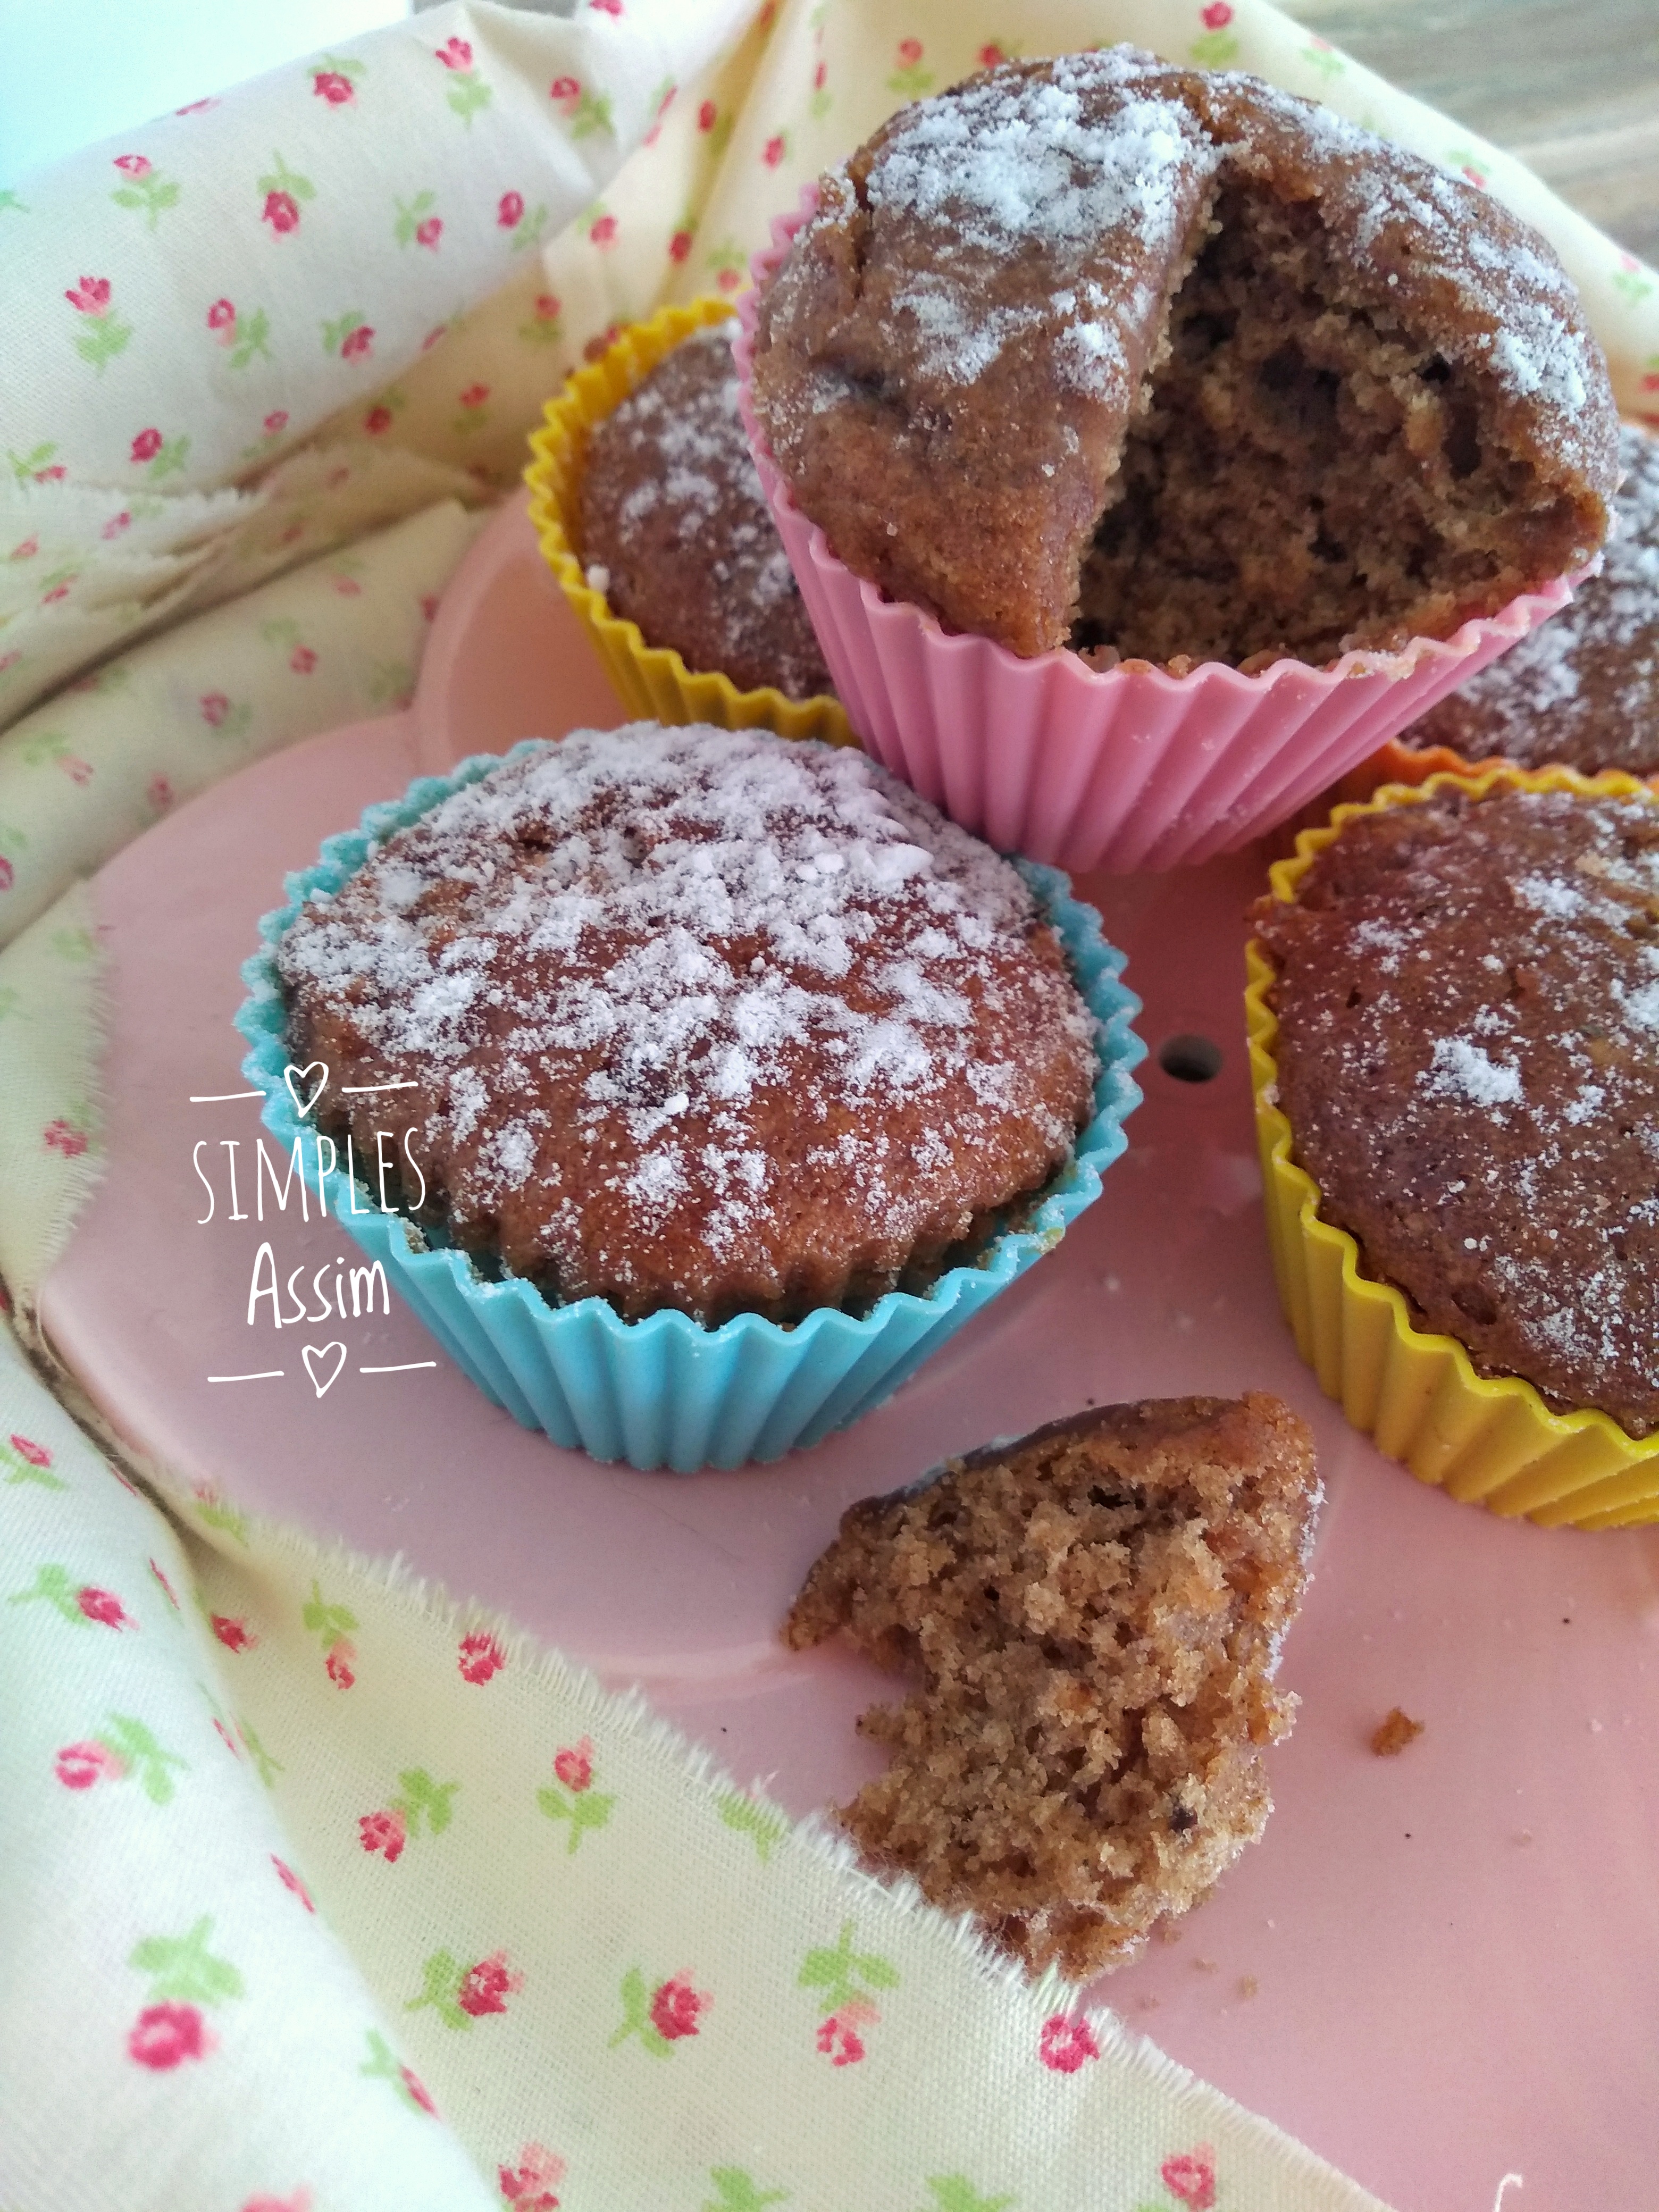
[750,48,1617,669]
[784,1393,1321,1979]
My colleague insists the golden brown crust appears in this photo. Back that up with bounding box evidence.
[784,1393,1321,1978]
[752,49,1618,668]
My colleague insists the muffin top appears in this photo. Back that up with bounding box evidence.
[1255,783,1659,1434]
[579,323,834,702]
[1403,422,1659,774]
[751,48,1617,668]
[278,725,1099,1326]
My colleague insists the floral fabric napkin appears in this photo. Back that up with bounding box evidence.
[3,2,1656,2207]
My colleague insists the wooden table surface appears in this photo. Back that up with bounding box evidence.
[1284,0,1659,265]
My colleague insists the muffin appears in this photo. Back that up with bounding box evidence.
[578,322,834,703]
[1248,769,1659,1526]
[274,724,1100,1328]
[784,1393,1322,1978]
[749,48,1618,672]
[525,301,850,747]
[1396,421,1659,775]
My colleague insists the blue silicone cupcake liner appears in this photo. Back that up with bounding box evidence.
[236,741,1144,1472]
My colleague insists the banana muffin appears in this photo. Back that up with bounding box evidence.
[1254,781,1659,1433]
[580,322,834,701]
[785,1393,1321,1978]
[275,724,1098,1327]
[749,48,1618,671]
[1402,421,1659,773]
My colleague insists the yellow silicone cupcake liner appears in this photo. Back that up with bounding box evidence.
[1246,762,1659,1531]
[525,299,852,747]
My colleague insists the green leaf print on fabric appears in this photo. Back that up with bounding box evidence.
[392,1768,459,1837]
[322,311,375,364]
[258,151,316,238]
[0,187,28,214]
[65,278,133,374]
[361,2027,438,2115]
[190,1483,250,1545]
[1300,37,1346,79]
[2,1432,66,1487]
[433,36,492,127]
[131,1917,245,2005]
[798,1921,899,2014]
[238,1717,283,1788]
[535,1738,615,1853]
[405,1947,521,2030]
[7,441,61,487]
[394,191,443,252]
[920,2182,1016,2212]
[704,2171,789,2211]
[886,40,934,97]
[303,1579,358,1685]
[99,1715,189,1803]
[716,1791,785,1864]
[110,156,181,230]
[609,1967,709,2056]
[10,1563,133,1629]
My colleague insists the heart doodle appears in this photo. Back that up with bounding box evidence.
[283,1060,329,1119]
[301,1342,347,1398]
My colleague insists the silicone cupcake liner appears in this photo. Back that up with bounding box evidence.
[524,299,852,749]
[236,742,1145,1474]
[1247,762,1659,1529]
[1327,728,1659,811]
[734,185,1577,875]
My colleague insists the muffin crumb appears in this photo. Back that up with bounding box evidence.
[784,1393,1321,1978]
[1371,1707,1425,1757]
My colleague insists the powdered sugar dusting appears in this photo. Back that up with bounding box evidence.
[279,726,1098,1323]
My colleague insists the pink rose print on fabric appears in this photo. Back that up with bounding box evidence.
[128,1918,242,2063]
[66,275,111,314]
[312,63,358,106]
[815,1995,878,2065]
[435,35,472,67]
[43,1120,90,1158]
[272,1856,315,1911]
[458,1629,505,1682]
[978,43,1009,66]
[207,297,234,331]
[668,229,692,263]
[609,1967,708,2055]
[103,510,131,539]
[499,2143,565,2210]
[201,692,230,725]
[1161,2147,1218,2210]
[589,213,617,248]
[56,1739,125,1789]
[79,1586,129,1626]
[1202,3,1233,25]
[499,191,524,228]
[242,2192,313,2212]
[416,215,442,248]
[459,382,489,412]
[114,153,150,176]
[698,99,717,130]
[2,1431,63,1488]
[66,274,133,368]
[131,428,162,463]
[289,644,317,674]
[459,1953,519,2018]
[550,75,580,101]
[264,409,289,435]
[1038,2013,1100,2072]
[361,1807,406,1861]
[129,2001,211,2069]
[553,1740,591,1792]
[407,1948,521,2029]
[148,775,173,814]
[591,0,622,14]
[211,1613,256,1652]
[342,326,373,361]
[264,191,299,233]
[421,593,441,622]
[763,134,786,167]
[147,1558,179,1607]
[304,1581,357,1682]
[364,404,394,435]
[649,1975,706,2041]
[799,1921,899,2063]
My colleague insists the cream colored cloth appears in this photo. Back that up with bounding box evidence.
[3,3,1655,2208]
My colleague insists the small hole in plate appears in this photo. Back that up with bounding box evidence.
[1158,1033,1223,1085]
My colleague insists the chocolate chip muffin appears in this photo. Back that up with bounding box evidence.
[580,322,834,701]
[275,724,1098,1327]
[750,48,1618,671]
[785,1393,1321,1978]
[1403,422,1659,773]
[1254,781,1659,1434]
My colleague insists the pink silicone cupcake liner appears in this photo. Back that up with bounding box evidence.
[734,186,1578,874]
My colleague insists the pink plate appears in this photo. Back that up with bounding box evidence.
[38,495,1659,2212]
